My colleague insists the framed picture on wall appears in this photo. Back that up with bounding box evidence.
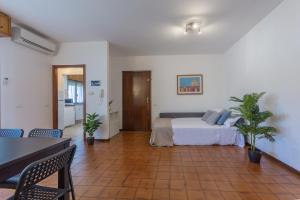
[177,74,203,95]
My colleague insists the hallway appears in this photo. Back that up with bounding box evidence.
[64,123,84,142]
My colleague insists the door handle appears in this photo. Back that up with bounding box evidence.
[146,97,149,104]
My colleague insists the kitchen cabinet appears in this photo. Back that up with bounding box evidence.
[64,106,75,127]
[75,104,84,121]
[0,12,11,37]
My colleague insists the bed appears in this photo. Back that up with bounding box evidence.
[150,112,245,147]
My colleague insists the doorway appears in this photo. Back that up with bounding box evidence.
[52,65,86,138]
[122,71,151,131]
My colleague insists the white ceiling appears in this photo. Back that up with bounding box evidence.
[0,0,283,56]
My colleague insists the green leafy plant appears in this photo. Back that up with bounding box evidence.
[230,92,277,152]
[83,113,102,138]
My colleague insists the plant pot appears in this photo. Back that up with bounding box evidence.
[248,148,262,163]
[87,137,95,145]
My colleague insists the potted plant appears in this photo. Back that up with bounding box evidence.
[83,113,102,145]
[230,92,277,163]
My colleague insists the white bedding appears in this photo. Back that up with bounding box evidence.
[171,118,245,147]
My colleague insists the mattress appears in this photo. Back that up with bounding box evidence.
[171,118,245,147]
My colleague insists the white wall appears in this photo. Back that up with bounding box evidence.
[53,42,110,139]
[225,0,300,171]
[110,55,226,128]
[0,38,52,134]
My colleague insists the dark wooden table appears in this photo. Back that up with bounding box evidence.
[0,137,71,200]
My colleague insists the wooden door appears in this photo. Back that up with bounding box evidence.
[123,71,151,131]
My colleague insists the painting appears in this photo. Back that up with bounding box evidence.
[177,74,203,95]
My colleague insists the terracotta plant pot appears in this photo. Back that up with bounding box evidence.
[87,137,95,145]
[248,148,262,163]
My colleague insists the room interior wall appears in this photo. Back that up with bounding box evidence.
[224,0,300,171]
[0,38,52,134]
[110,54,227,129]
[52,41,110,139]
[0,0,298,172]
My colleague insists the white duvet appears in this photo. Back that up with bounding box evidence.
[171,118,245,147]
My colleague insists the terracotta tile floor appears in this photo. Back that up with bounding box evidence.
[1,132,300,200]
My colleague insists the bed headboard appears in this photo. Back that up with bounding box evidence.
[159,112,205,118]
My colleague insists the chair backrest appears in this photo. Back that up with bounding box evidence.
[0,129,24,138]
[28,128,63,138]
[14,145,76,199]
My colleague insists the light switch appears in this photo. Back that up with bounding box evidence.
[3,78,8,86]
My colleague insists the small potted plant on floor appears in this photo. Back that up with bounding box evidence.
[230,92,277,163]
[83,113,102,145]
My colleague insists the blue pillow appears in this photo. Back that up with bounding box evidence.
[217,110,231,125]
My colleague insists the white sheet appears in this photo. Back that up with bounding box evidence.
[171,118,245,147]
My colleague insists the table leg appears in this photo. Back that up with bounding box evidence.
[58,166,70,200]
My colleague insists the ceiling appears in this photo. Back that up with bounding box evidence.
[0,0,283,56]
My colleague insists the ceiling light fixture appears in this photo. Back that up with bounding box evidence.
[185,22,202,35]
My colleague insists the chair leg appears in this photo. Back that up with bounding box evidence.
[68,169,75,200]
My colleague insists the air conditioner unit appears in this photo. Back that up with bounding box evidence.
[11,27,57,55]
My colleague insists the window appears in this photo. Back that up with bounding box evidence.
[68,80,84,103]
[76,82,84,103]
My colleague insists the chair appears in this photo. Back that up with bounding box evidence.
[0,128,63,189]
[0,129,24,138]
[7,145,77,200]
[28,128,63,138]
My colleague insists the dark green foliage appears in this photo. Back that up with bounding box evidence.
[83,113,102,137]
[230,92,277,152]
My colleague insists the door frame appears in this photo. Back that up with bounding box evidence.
[122,70,151,131]
[52,64,86,129]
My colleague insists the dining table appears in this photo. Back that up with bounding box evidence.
[0,137,71,200]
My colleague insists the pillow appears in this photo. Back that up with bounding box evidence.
[217,110,231,125]
[206,111,222,125]
[202,110,214,121]
[224,116,241,127]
